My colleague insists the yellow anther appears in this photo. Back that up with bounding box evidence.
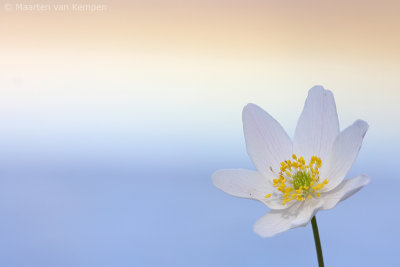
[292,154,297,160]
[265,194,272,198]
[316,193,321,197]
[307,195,312,199]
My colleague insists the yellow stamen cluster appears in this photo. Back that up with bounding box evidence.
[265,154,329,205]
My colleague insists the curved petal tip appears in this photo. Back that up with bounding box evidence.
[353,119,369,137]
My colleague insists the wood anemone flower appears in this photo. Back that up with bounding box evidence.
[212,86,370,238]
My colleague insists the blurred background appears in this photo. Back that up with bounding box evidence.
[0,0,399,266]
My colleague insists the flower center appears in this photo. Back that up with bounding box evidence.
[265,154,329,205]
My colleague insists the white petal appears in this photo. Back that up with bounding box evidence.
[212,169,291,210]
[253,202,302,238]
[293,86,339,163]
[320,120,369,191]
[321,175,370,210]
[291,199,323,227]
[242,103,292,178]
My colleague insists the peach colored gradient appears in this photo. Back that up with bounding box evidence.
[0,0,399,142]
[1,0,399,61]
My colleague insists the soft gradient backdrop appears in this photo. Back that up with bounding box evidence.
[0,0,399,266]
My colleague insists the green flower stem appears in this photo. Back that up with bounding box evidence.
[311,216,324,267]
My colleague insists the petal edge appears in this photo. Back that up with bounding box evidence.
[253,202,302,238]
[242,103,292,178]
[321,174,370,210]
[320,120,369,191]
[293,86,340,163]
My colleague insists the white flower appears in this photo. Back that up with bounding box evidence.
[212,86,370,237]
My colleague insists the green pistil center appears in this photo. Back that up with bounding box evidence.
[292,171,312,190]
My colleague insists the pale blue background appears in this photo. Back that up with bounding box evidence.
[0,104,398,266]
[1,0,399,265]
